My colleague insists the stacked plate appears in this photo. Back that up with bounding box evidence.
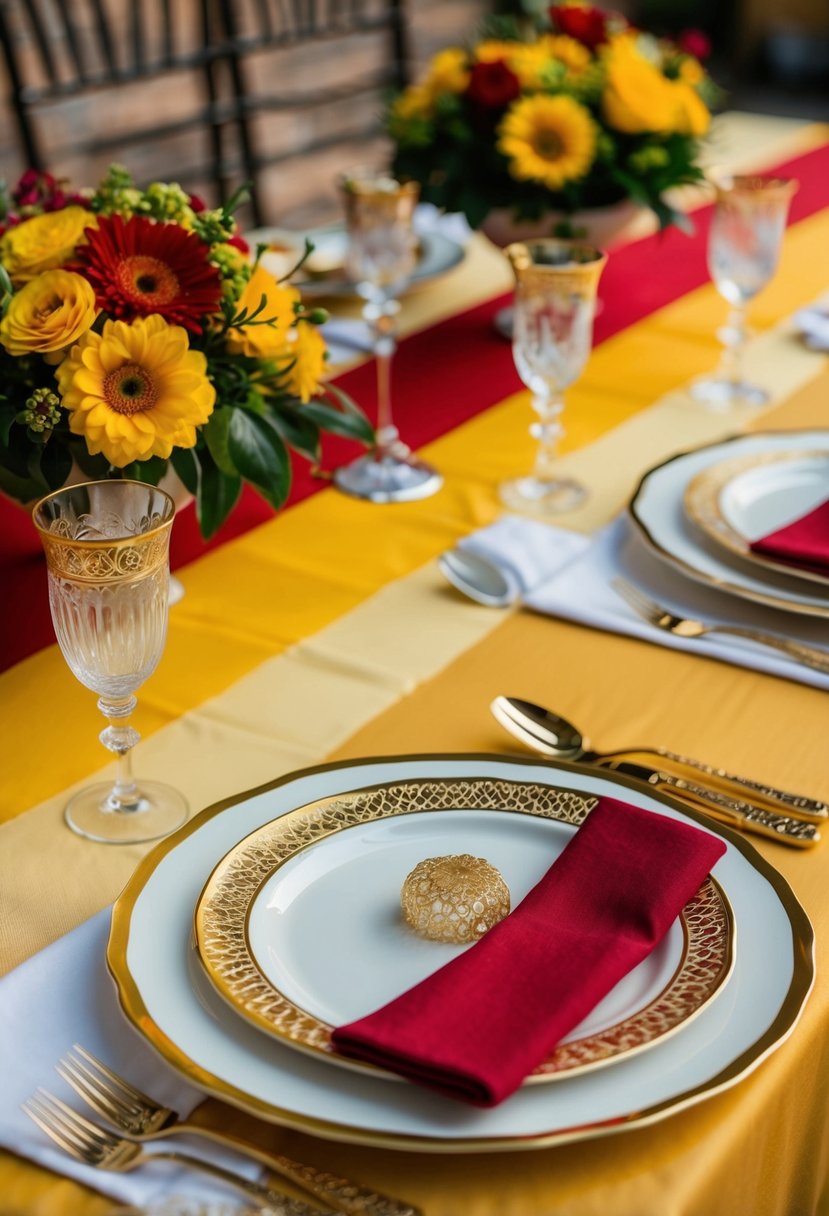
[107,754,813,1152]
[629,429,829,620]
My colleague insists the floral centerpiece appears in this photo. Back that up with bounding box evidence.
[387,3,719,235]
[0,166,372,537]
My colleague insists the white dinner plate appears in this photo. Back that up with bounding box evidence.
[108,755,812,1153]
[248,225,465,298]
[193,781,733,1085]
[630,430,829,617]
[684,450,829,588]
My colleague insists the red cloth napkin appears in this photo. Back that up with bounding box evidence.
[332,797,726,1106]
[749,498,829,575]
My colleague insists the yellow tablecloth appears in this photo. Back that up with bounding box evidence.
[2,113,829,1216]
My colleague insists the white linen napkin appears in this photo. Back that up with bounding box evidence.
[0,910,262,1208]
[795,306,829,352]
[456,515,590,601]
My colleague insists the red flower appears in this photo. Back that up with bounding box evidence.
[549,4,610,49]
[227,233,250,254]
[74,213,222,333]
[678,28,712,60]
[466,60,522,110]
[188,192,207,213]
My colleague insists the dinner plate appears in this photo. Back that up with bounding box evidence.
[108,755,812,1152]
[630,430,829,617]
[194,779,733,1085]
[248,225,465,298]
[684,450,829,588]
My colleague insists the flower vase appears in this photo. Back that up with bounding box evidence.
[481,200,647,338]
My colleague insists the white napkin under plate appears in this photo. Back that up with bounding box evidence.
[795,306,829,352]
[0,910,262,1209]
[444,514,829,691]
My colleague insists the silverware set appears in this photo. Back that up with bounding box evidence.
[24,1045,419,1216]
[491,696,825,849]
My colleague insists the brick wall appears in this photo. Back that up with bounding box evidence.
[0,0,489,229]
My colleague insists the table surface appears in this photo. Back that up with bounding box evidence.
[2,111,829,1216]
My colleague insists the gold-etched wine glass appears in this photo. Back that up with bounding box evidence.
[332,168,442,503]
[32,480,188,843]
[501,239,607,515]
[692,174,797,407]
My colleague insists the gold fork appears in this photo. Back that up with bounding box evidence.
[612,577,829,675]
[22,1088,332,1214]
[57,1045,419,1216]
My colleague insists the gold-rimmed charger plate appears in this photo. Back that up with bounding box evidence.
[194,777,734,1086]
[684,449,829,589]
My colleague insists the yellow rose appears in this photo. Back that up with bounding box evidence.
[475,40,519,64]
[0,269,98,356]
[673,80,711,136]
[0,207,96,284]
[281,322,326,403]
[602,37,678,134]
[426,48,470,95]
[678,56,705,85]
[225,264,300,359]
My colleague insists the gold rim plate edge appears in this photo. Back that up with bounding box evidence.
[106,752,815,1153]
[628,429,829,619]
[193,777,734,1087]
[684,449,829,589]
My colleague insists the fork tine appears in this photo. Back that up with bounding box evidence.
[25,1095,98,1158]
[59,1051,143,1121]
[34,1089,118,1149]
[72,1044,156,1110]
[611,577,660,621]
[22,1099,88,1162]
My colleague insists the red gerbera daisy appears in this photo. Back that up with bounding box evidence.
[74,213,222,333]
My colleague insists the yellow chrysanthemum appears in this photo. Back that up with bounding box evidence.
[56,313,215,467]
[426,47,470,95]
[281,322,327,403]
[225,264,300,359]
[498,94,596,190]
[602,35,679,134]
[0,207,96,284]
[0,269,97,355]
[541,34,592,74]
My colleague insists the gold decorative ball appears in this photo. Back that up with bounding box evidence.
[400,854,511,943]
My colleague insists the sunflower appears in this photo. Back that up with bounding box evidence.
[498,95,596,191]
[74,213,222,333]
[56,313,215,466]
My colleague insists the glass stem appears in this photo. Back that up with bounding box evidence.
[530,391,565,484]
[98,694,142,813]
[720,303,748,388]
[366,300,401,455]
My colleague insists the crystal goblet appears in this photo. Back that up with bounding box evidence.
[692,174,797,408]
[332,168,442,503]
[32,480,188,843]
[500,239,607,515]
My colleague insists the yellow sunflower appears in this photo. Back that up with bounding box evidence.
[498,94,596,190]
[56,313,215,467]
[225,264,300,359]
[0,207,96,284]
[281,322,327,403]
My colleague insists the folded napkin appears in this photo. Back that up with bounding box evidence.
[0,910,261,1208]
[750,497,829,575]
[455,515,589,602]
[795,306,829,352]
[332,797,725,1106]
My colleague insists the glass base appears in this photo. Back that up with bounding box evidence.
[500,475,587,516]
[691,376,770,408]
[333,450,443,503]
[64,780,189,844]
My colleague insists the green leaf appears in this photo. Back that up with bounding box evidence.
[0,402,16,446]
[39,440,73,491]
[227,409,291,509]
[301,399,375,446]
[195,448,242,540]
[122,455,167,485]
[203,408,238,476]
[268,406,320,463]
[69,442,111,480]
[170,447,200,496]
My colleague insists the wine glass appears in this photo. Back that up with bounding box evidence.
[32,480,188,843]
[500,239,607,515]
[692,174,797,407]
[332,168,442,503]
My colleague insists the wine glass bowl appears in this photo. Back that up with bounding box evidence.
[693,174,797,408]
[332,168,442,504]
[32,480,188,844]
[501,239,606,516]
